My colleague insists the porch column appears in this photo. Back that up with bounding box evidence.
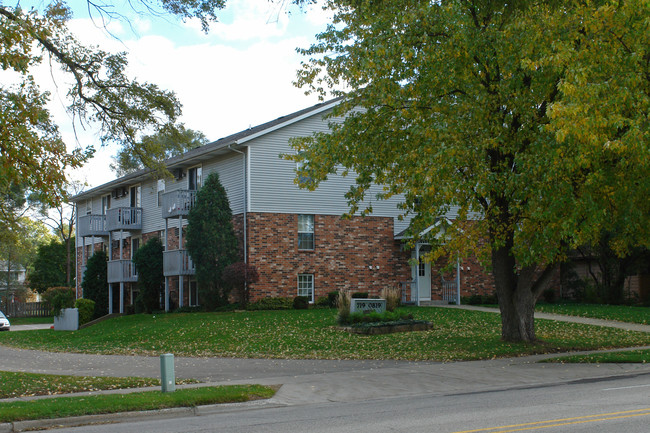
[164,219,169,312]
[108,284,113,314]
[119,282,124,314]
[178,216,183,308]
[415,242,421,307]
[456,257,461,305]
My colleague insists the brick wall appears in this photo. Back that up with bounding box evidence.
[246,212,412,301]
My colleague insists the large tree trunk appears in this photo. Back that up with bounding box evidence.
[492,245,556,342]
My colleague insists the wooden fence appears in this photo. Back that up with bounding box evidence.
[1,302,51,318]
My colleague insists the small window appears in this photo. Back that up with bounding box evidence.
[295,153,311,186]
[157,179,165,207]
[298,214,314,250]
[297,274,314,303]
[85,199,92,215]
[418,257,426,277]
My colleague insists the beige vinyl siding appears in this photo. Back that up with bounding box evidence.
[203,152,245,215]
[247,111,414,235]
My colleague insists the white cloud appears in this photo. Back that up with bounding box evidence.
[30,2,330,189]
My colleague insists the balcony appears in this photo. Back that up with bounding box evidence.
[163,249,195,276]
[106,207,143,232]
[162,190,196,219]
[107,259,138,283]
[77,215,108,237]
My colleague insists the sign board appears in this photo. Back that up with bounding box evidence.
[350,298,386,314]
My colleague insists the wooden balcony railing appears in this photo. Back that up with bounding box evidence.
[106,207,142,232]
[77,215,108,237]
[163,249,195,276]
[107,259,138,283]
[161,190,196,219]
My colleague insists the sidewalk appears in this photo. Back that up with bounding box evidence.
[443,304,650,333]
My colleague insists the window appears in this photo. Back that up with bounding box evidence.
[131,237,141,257]
[188,166,202,191]
[101,195,111,215]
[85,199,92,215]
[157,179,165,207]
[295,153,311,186]
[130,185,141,207]
[419,257,426,277]
[297,274,314,303]
[298,214,314,250]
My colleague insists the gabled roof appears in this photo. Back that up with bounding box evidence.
[72,97,343,202]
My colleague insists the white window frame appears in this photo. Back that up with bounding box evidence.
[130,185,142,208]
[157,179,165,207]
[85,199,92,215]
[101,195,111,215]
[298,214,314,250]
[188,165,202,191]
[297,274,314,303]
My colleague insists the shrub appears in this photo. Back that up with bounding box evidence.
[81,250,108,319]
[314,296,330,308]
[336,291,351,324]
[132,237,164,313]
[293,296,309,310]
[75,298,95,325]
[246,297,293,311]
[338,309,414,326]
[542,288,556,304]
[351,292,368,299]
[327,291,339,308]
[222,262,259,308]
[380,286,401,312]
[44,287,76,317]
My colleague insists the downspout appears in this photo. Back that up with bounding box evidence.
[76,205,81,299]
[228,144,247,264]
[415,242,421,307]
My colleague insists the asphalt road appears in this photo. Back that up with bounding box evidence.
[34,370,650,433]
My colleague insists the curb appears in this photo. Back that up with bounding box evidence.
[1,400,283,432]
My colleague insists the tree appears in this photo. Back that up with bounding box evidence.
[0,0,314,220]
[132,237,164,313]
[186,172,239,309]
[223,262,259,308]
[36,181,83,288]
[30,238,75,293]
[0,0,228,221]
[0,216,54,305]
[292,0,650,342]
[81,249,108,319]
[111,126,208,177]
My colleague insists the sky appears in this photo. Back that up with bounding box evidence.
[25,0,334,189]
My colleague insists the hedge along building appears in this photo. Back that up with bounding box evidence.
[72,99,496,314]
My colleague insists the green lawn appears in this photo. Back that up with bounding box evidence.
[543,349,650,364]
[536,304,650,324]
[0,307,648,361]
[0,385,276,423]
[0,371,198,399]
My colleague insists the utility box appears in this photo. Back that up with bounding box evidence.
[160,353,176,392]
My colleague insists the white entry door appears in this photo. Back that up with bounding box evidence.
[418,258,432,301]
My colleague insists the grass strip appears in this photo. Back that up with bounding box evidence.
[535,304,649,325]
[0,385,275,423]
[0,371,198,399]
[542,349,650,364]
[0,308,648,361]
